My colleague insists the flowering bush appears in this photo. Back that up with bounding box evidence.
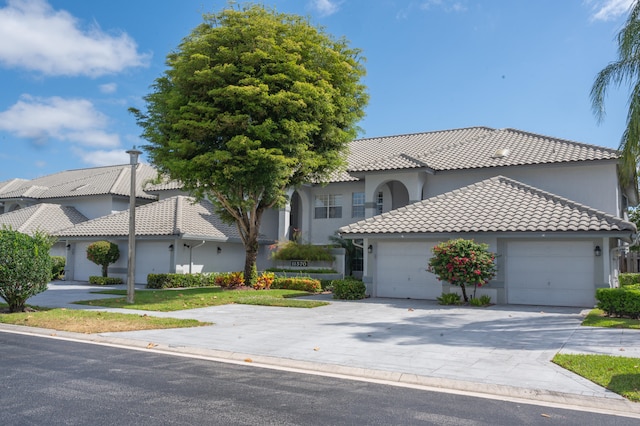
[253,272,275,290]
[427,239,497,302]
[214,271,245,288]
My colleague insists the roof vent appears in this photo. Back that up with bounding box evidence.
[493,148,510,158]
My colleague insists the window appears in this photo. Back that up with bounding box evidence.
[315,194,342,219]
[376,191,384,215]
[352,192,365,218]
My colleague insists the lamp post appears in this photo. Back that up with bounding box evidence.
[126,147,141,304]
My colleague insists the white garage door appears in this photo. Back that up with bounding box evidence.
[506,241,595,307]
[135,241,172,284]
[376,242,442,300]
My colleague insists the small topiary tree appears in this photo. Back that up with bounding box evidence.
[427,239,497,303]
[0,227,54,312]
[86,241,120,277]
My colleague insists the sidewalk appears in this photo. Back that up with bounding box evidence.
[7,281,640,416]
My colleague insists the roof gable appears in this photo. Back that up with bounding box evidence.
[339,176,635,236]
[0,204,88,235]
[54,195,241,240]
[0,164,157,200]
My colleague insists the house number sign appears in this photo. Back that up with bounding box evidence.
[290,260,308,267]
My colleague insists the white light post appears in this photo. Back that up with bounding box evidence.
[126,147,141,304]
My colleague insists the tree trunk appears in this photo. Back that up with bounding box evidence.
[460,283,469,302]
[9,300,25,313]
[244,233,259,286]
[102,264,108,277]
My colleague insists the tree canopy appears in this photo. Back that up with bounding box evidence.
[132,3,368,281]
[591,0,640,188]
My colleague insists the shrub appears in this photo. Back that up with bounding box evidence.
[596,287,640,319]
[146,273,218,289]
[332,278,366,300]
[619,273,640,287]
[469,295,491,307]
[214,271,245,288]
[0,228,54,312]
[437,292,462,305]
[271,277,322,292]
[86,241,120,277]
[271,241,334,261]
[428,239,497,303]
[89,276,123,285]
[51,256,66,280]
[253,272,275,290]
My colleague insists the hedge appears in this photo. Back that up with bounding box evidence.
[332,278,366,300]
[89,276,123,286]
[271,277,321,292]
[146,273,218,289]
[619,273,640,287]
[596,287,640,319]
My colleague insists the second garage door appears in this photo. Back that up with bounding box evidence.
[506,240,595,307]
[375,242,442,300]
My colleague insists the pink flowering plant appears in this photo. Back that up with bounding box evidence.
[427,239,497,303]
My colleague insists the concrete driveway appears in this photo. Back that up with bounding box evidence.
[16,282,640,412]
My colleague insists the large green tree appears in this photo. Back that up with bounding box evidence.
[591,0,640,187]
[132,4,368,282]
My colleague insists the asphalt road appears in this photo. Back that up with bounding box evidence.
[0,331,636,425]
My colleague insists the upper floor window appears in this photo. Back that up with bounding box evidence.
[315,194,342,219]
[376,191,384,215]
[352,192,365,218]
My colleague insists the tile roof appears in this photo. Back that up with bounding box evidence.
[339,176,636,236]
[54,195,241,240]
[0,204,88,235]
[345,127,618,176]
[0,164,157,200]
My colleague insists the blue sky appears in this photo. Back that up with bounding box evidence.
[0,0,636,180]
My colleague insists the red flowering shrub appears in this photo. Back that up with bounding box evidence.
[253,272,275,290]
[427,239,497,302]
[214,271,245,288]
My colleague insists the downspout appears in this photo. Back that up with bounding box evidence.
[188,241,206,274]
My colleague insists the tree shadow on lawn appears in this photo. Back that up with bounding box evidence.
[326,299,586,352]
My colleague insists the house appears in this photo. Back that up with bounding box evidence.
[0,126,635,307]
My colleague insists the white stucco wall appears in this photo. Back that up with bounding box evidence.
[424,161,620,216]
[306,181,366,244]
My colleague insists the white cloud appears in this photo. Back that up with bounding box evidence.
[0,0,150,76]
[309,0,341,17]
[589,0,635,21]
[71,147,137,167]
[0,95,120,148]
[99,83,118,94]
[420,0,467,12]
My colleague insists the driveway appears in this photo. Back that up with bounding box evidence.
[20,282,640,410]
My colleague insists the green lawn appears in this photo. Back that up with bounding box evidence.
[74,287,329,311]
[553,354,640,402]
[551,308,640,402]
[582,309,640,329]
[0,304,209,333]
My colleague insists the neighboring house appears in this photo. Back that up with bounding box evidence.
[54,195,267,283]
[0,126,635,307]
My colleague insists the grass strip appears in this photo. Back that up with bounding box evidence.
[75,287,329,311]
[582,309,640,329]
[0,305,209,333]
[553,354,640,402]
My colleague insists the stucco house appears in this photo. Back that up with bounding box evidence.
[0,126,635,307]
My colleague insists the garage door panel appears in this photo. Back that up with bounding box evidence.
[507,241,595,307]
[376,242,441,300]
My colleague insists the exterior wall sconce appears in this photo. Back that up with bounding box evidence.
[594,245,602,257]
[184,243,190,248]
[368,244,373,254]
[217,246,222,254]
[168,244,174,251]
[66,244,71,250]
